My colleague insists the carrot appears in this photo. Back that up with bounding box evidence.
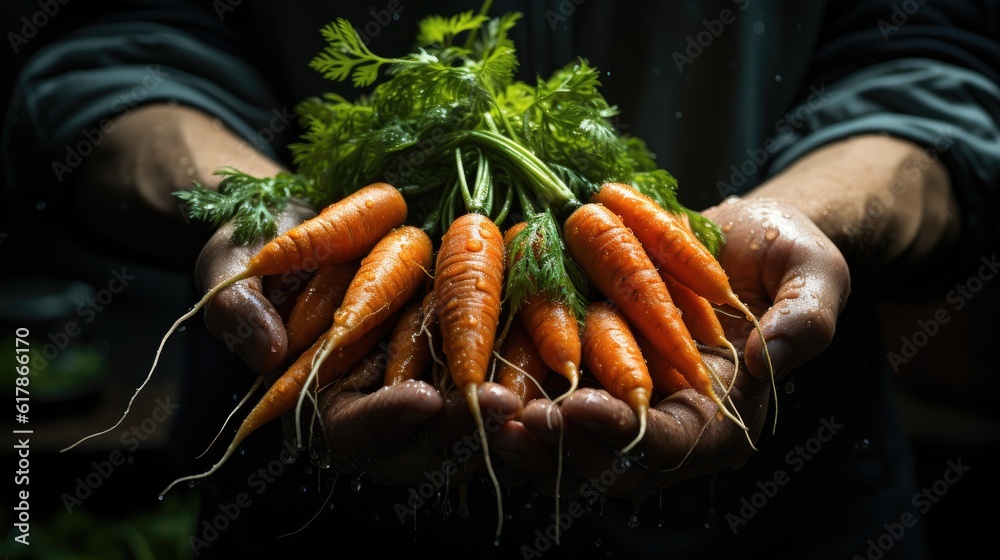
[296,224,433,445]
[434,212,506,540]
[61,182,406,453]
[563,202,746,431]
[159,307,398,497]
[591,182,775,423]
[503,222,582,401]
[327,345,390,395]
[590,183,750,319]
[633,331,692,397]
[496,319,551,406]
[580,301,653,455]
[285,260,360,358]
[383,290,435,387]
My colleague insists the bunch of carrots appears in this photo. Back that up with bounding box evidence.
[61,2,772,542]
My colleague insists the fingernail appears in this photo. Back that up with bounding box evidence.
[763,338,791,378]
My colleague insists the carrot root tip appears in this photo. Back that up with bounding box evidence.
[463,383,504,540]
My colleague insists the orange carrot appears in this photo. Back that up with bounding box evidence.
[633,331,692,397]
[159,307,398,497]
[285,260,360,358]
[496,319,551,406]
[383,290,435,387]
[296,225,433,443]
[580,301,653,455]
[591,183,747,317]
[434,212,506,540]
[563,203,745,430]
[62,182,407,453]
[503,222,581,401]
[591,182,774,407]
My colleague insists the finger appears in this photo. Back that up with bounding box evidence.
[744,223,851,381]
[204,279,288,374]
[491,420,556,485]
[196,203,316,375]
[556,388,640,450]
[323,381,444,456]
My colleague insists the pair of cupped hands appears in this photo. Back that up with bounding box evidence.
[196,192,850,503]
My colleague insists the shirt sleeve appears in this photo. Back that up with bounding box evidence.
[2,11,285,203]
[764,0,1000,273]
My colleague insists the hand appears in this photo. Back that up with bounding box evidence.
[319,380,522,489]
[194,201,315,375]
[490,197,850,502]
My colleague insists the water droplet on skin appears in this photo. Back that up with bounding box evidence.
[466,238,483,252]
[764,228,779,241]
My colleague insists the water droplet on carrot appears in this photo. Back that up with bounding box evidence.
[364,200,374,208]
[748,241,760,251]
[764,227,779,241]
[466,238,483,252]
[721,221,734,233]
